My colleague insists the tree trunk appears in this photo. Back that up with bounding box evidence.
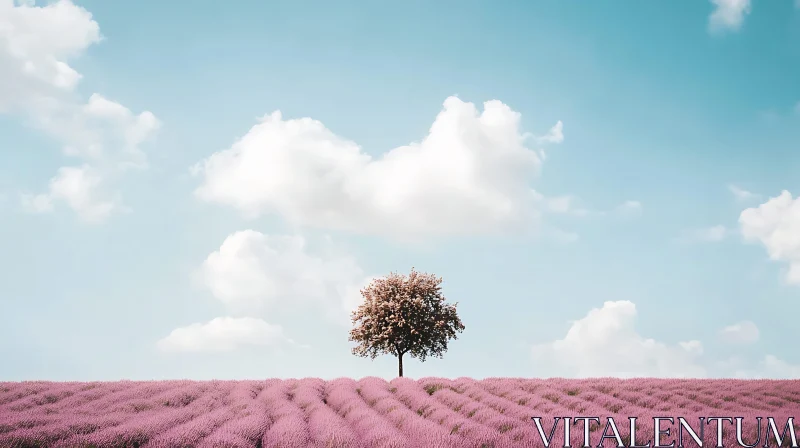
[398,352,404,377]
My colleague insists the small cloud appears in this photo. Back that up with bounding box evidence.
[20,165,128,223]
[532,301,706,378]
[739,191,800,285]
[675,225,737,244]
[550,228,579,244]
[719,320,759,345]
[732,355,800,379]
[684,225,730,243]
[708,0,752,34]
[728,184,760,202]
[20,192,54,214]
[679,340,704,356]
[537,199,642,220]
[542,195,590,217]
[545,196,572,214]
[615,200,642,217]
[156,317,304,353]
[535,120,563,144]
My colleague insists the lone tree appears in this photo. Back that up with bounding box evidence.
[349,268,465,377]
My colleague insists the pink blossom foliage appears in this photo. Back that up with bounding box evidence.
[0,378,798,447]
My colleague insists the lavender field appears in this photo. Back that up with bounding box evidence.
[0,377,798,448]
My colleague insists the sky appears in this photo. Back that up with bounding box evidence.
[1,0,800,381]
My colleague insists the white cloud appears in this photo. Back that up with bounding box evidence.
[34,93,161,167]
[0,0,100,110]
[615,200,642,217]
[533,301,797,379]
[192,97,564,240]
[739,191,800,284]
[162,231,378,354]
[679,340,704,356]
[537,199,640,219]
[532,301,706,378]
[21,164,126,222]
[156,317,299,353]
[172,231,376,352]
[708,0,752,33]
[719,320,759,345]
[549,228,580,244]
[536,120,563,144]
[699,225,729,242]
[755,355,800,377]
[2,0,159,221]
[540,195,590,217]
[19,190,53,213]
[728,355,800,379]
[680,224,730,243]
[543,195,573,214]
[199,230,369,322]
[728,184,760,202]
[533,121,563,163]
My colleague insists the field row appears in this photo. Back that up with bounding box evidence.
[1,378,799,447]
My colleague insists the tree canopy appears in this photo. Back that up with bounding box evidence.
[348,268,465,377]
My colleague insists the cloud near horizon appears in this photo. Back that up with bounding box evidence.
[158,230,378,352]
[532,301,707,378]
[719,320,760,345]
[156,317,302,353]
[532,301,797,378]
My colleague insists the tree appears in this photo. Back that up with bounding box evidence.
[349,268,465,377]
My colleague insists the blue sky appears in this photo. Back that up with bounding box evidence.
[1,0,800,381]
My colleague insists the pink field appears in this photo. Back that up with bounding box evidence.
[1,377,798,448]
